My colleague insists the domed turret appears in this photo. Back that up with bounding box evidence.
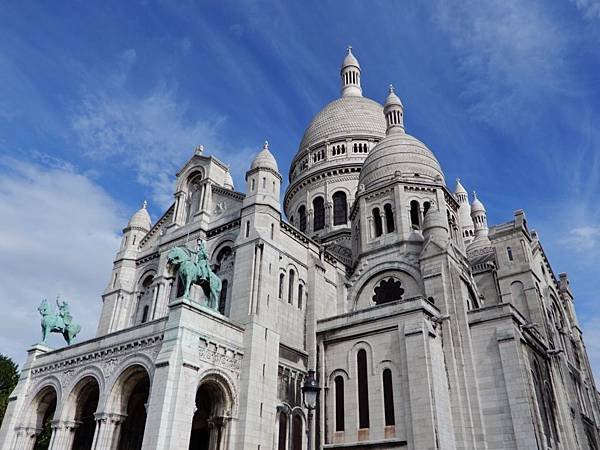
[468,191,491,251]
[341,45,362,97]
[454,178,474,243]
[127,200,151,232]
[359,85,444,190]
[251,141,279,172]
[384,85,404,133]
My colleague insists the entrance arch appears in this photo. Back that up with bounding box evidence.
[68,376,100,450]
[188,375,233,450]
[31,385,57,449]
[111,365,150,450]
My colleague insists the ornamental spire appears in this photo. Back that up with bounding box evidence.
[340,46,362,97]
[383,84,404,134]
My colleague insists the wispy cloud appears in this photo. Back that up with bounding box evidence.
[0,157,123,363]
[432,0,568,128]
[570,0,600,19]
[71,50,255,208]
[565,226,600,251]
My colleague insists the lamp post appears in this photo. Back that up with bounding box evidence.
[302,369,320,450]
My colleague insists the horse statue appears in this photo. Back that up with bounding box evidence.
[167,243,222,310]
[38,298,82,345]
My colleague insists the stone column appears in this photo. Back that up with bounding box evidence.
[380,211,387,234]
[49,421,78,450]
[12,427,38,450]
[92,412,126,450]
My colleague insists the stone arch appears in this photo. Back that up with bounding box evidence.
[24,383,59,448]
[176,167,205,193]
[188,370,237,450]
[351,264,423,311]
[347,341,376,376]
[106,364,151,450]
[328,368,350,383]
[62,375,101,450]
[61,366,105,415]
[134,268,157,324]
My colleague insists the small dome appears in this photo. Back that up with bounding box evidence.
[251,141,279,172]
[454,178,467,195]
[296,96,385,153]
[471,191,486,213]
[342,46,360,69]
[359,132,445,190]
[385,85,403,108]
[127,201,151,231]
[223,170,234,190]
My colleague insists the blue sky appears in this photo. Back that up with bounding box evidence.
[1,0,599,378]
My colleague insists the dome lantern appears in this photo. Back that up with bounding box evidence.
[384,84,404,134]
[340,46,362,97]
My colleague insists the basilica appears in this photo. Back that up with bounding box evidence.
[1,48,599,450]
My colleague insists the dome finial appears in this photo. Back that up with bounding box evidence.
[142,200,148,209]
[389,84,395,94]
[263,140,269,150]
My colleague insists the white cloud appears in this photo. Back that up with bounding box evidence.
[0,157,123,365]
[433,0,568,128]
[571,0,600,19]
[565,225,600,250]
[71,53,256,208]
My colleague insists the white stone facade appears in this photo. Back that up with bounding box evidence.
[1,48,600,450]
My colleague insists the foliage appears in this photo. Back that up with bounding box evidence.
[0,354,19,428]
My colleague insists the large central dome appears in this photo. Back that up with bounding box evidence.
[297,96,385,152]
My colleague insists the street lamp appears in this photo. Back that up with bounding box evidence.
[302,369,320,450]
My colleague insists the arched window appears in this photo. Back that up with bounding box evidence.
[507,246,513,261]
[384,203,394,233]
[313,197,325,231]
[373,208,383,237]
[187,173,203,221]
[357,349,370,429]
[298,205,307,232]
[410,200,420,229]
[334,376,345,432]
[288,269,295,304]
[141,305,149,323]
[297,284,304,309]
[333,191,348,225]
[277,412,288,450]
[279,273,285,300]
[423,201,431,216]
[291,414,303,450]
[218,280,228,315]
[383,369,395,426]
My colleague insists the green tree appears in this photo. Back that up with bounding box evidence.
[0,354,19,428]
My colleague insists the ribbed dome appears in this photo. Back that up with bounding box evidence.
[297,96,386,153]
[471,192,486,213]
[127,201,151,231]
[251,141,279,172]
[359,132,445,189]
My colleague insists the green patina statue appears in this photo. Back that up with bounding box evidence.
[38,297,82,345]
[167,242,222,310]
